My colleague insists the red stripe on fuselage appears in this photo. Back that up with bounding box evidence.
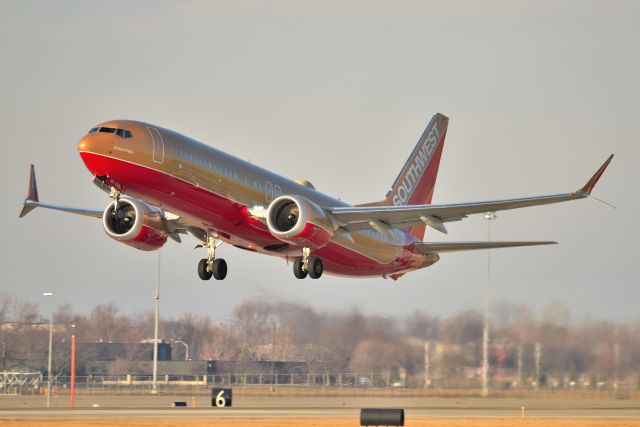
[79,151,424,277]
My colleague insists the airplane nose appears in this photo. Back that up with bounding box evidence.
[77,136,90,152]
[78,134,109,154]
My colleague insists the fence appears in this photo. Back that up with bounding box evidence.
[0,372,42,395]
[2,372,637,399]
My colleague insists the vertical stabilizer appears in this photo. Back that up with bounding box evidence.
[383,113,448,239]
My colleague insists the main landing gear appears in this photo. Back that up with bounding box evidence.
[293,247,323,279]
[196,233,227,280]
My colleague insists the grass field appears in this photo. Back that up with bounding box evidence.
[2,420,640,427]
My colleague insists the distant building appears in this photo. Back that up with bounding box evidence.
[207,360,308,376]
[77,341,308,377]
[79,341,172,362]
[85,360,206,377]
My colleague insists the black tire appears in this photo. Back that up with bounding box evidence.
[198,259,212,280]
[293,256,308,279]
[212,258,228,280]
[308,257,323,279]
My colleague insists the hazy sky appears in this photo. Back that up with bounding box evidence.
[1,1,638,322]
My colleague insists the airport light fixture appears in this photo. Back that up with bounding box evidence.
[42,292,54,408]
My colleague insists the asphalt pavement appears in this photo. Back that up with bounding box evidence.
[1,396,639,419]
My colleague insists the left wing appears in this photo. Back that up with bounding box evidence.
[415,240,556,254]
[329,155,613,233]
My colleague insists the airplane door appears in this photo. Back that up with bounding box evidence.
[147,126,164,164]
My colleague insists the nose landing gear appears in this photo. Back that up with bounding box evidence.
[196,233,227,280]
[293,247,323,279]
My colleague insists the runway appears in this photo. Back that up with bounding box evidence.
[1,396,639,419]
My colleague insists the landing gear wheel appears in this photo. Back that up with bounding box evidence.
[293,256,308,279]
[308,257,323,279]
[212,258,227,280]
[198,258,212,280]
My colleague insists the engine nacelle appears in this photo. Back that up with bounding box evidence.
[266,195,334,249]
[102,197,168,251]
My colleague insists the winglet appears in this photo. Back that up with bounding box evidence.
[578,154,614,195]
[19,164,40,218]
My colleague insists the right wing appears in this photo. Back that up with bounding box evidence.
[329,155,613,234]
[19,165,195,243]
[19,165,103,218]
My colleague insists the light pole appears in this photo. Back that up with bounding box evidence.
[70,324,76,408]
[172,340,189,361]
[42,292,54,408]
[151,251,161,394]
[423,340,430,388]
[1,341,5,394]
[535,342,542,389]
[517,339,523,387]
[271,320,276,392]
[481,212,496,397]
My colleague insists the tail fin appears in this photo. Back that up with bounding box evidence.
[384,113,449,239]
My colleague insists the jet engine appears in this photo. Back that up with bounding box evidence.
[102,197,168,251]
[266,195,334,249]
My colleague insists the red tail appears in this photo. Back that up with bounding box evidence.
[371,113,449,240]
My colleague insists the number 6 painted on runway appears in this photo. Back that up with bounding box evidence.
[216,390,226,407]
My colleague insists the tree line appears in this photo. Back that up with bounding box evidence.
[0,293,638,387]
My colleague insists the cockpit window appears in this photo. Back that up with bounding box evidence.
[88,126,133,138]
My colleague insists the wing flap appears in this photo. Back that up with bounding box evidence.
[416,240,557,254]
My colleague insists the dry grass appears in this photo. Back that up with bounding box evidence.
[2,419,640,427]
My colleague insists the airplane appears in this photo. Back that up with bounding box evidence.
[19,113,613,281]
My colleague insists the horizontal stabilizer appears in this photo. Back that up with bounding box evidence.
[415,240,556,254]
